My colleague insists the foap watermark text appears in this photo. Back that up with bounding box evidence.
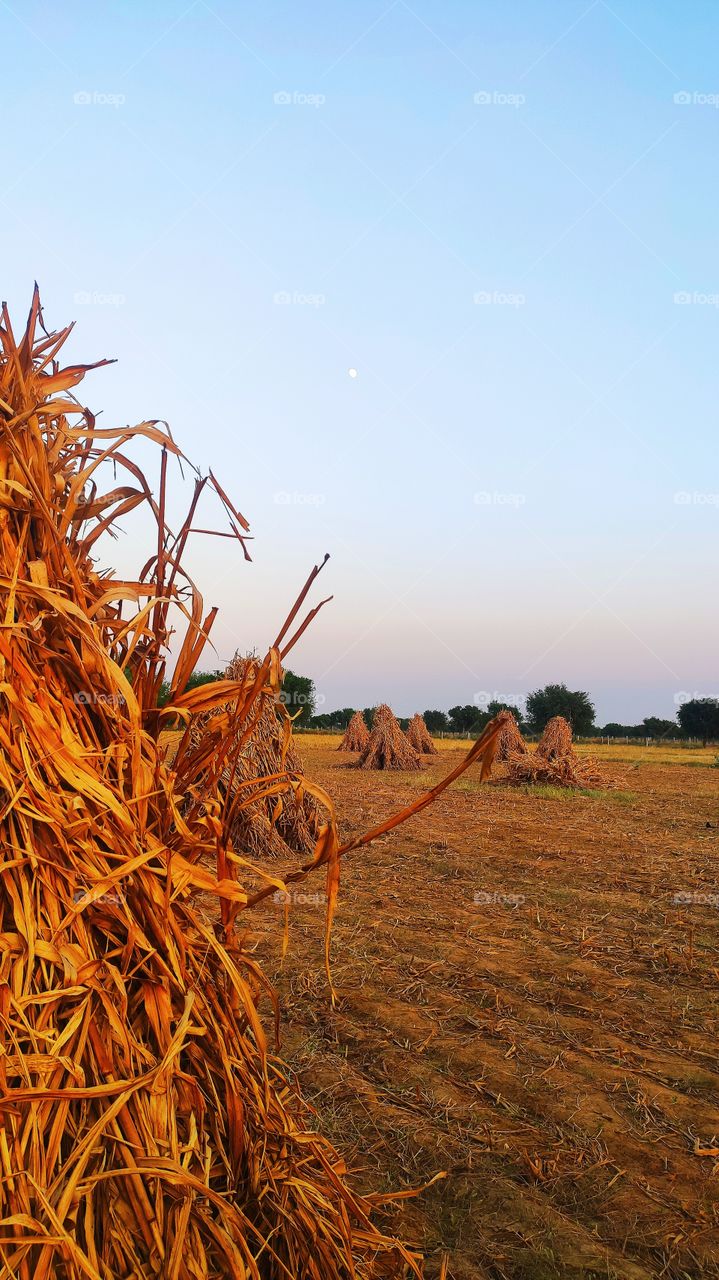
[273,290,325,307]
[273,490,325,506]
[273,889,327,906]
[274,90,325,107]
[74,90,125,107]
[474,691,526,711]
[474,490,526,507]
[673,890,719,909]
[474,90,525,107]
[674,90,719,108]
[474,290,525,307]
[674,490,719,506]
[474,890,525,907]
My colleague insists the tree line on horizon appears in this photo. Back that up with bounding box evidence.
[288,677,719,745]
[159,672,719,746]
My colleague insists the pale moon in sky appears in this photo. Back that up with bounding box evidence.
[348,368,358,378]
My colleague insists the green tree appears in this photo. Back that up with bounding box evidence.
[307,712,333,729]
[423,709,449,732]
[280,670,316,727]
[677,698,719,746]
[308,707,356,730]
[526,683,595,735]
[641,716,676,738]
[185,670,224,691]
[448,704,484,733]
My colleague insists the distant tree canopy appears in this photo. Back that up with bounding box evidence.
[526,684,595,736]
[279,670,316,727]
[447,702,529,735]
[162,672,712,744]
[641,716,677,738]
[307,708,355,730]
[447,704,482,733]
[185,669,224,691]
[423,709,449,732]
[676,698,719,746]
[601,718,679,739]
[157,668,223,707]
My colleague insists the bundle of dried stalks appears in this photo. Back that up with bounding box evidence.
[504,748,606,789]
[189,652,320,858]
[357,704,423,770]
[406,712,438,755]
[494,710,528,762]
[0,290,508,1278]
[373,704,393,726]
[338,709,370,752]
[536,714,573,760]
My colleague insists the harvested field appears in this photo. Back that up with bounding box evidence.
[246,735,719,1280]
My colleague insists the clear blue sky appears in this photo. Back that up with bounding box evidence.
[2,1,716,723]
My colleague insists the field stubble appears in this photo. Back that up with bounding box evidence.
[246,738,719,1279]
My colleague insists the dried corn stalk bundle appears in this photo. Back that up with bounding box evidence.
[357,704,422,771]
[187,652,320,858]
[504,748,606,788]
[406,713,438,755]
[0,290,508,1279]
[535,714,573,760]
[338,710,370,752]
[504,715,608,788]
[494,710,527,762]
